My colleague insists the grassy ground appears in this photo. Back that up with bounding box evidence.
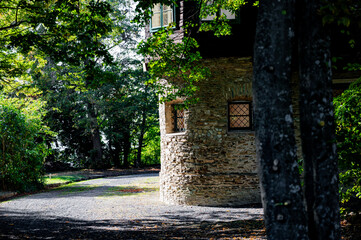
[0,167,160,201]
[44,174,86,185]
[43,167,160,186]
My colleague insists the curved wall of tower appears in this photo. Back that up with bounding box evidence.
[159,57,261,206]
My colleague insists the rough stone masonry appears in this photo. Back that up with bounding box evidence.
[159,57,262,206]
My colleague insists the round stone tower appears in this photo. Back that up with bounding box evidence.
[159,57,261,206]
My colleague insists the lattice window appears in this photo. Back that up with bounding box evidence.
[172,105,185,132]
[228,102,252,130]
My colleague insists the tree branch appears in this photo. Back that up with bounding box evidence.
[0,21,27,31]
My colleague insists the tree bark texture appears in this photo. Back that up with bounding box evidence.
[297,1,341,239]
[253,1,309,239]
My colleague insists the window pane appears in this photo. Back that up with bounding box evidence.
[163,8,173,26]
[177,109,184,118]
[176,109,185,131]
[153,3,161,12]
[230,103,249,115]
[221,9,236,20]
[230,116,250,128]
[163,5,171,11]
[177,117,185,130]
[172,105,185,132]
[229,102,252,130]
[151,4,161,28]
[151,13,161,28]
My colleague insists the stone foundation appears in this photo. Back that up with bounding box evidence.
[159,57,261,206]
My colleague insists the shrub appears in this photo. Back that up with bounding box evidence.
[0,96,50,192]
[334,78,361,208]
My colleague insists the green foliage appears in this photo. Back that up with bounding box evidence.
[0,0,126,88]
[344,63,361,72]
[334,78,361,207]
[138,27,209,106]
[339,169,361,212]
[198,0,247,36]
[135,1,259,105]
[33,57,159,168]
[0,96,51,192]
[320,0,361,63]
[99,66,159,168]
[321,0,361,28]
[12,0,155,169]
[134,0,177,25]
[141,125,161,165]
[199,16,233,37]
[129,123,160,166]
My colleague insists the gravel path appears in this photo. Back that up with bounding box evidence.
[0,173,265,239]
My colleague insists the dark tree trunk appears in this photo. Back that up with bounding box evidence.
[84,60,103,169]
[109,139,122,168]
[87,102,103,169]
[135,111,147,168]
[91,126,103,168]
[122,130,131,168]
[253,0,308,239]
[297,1,341,239]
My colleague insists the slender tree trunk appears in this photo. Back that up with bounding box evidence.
[297,1,341,239]
[112,140,123,168]
[135,111,147,168]
[253,1,308,239]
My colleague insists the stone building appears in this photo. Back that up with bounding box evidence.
[159,57,260,206]
[147,1,359,206]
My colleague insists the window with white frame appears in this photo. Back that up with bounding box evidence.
[151,4,175,31]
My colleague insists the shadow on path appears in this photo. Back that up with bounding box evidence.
[0,209,266,239]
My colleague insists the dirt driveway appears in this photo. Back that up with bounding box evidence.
[0,173,265,239]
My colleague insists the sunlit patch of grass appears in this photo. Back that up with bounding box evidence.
[56,183,99,195]
[132,176,159,186]
[101,186,159,197]
[44,175,86,185]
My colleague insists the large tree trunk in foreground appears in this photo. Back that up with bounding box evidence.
[297,1,341,239]
[253,0,308,239]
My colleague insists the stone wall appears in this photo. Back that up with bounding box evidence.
[159,57,261,206]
